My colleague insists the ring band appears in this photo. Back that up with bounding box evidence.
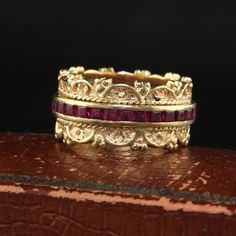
[52,67,196,150]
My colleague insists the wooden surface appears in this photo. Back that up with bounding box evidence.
[0,133,236,235]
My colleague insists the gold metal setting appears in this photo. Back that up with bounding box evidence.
[53,66,196,150]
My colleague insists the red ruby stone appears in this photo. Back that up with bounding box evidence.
[100,109,105,120]
[187,109,192,120]
[119,110,135,121]
[135,111,146,122]
[103,109,120,121]
[86,108,91,118]
[167,111,174,121]
[52,100,57,112]
[91,108,103,119]
[184,110,188,120]
[77,107,87,118]
[145,111,153,122]
[72,105,78,117]
[160,111,167,122]
[58,102,64,114]
[151,112,161,122]
[66,104,73,116]
[192,108,196,120]
[178,111,185,121]
[55,101,59,112]
[174,111,179,121]
[63,103,67,115]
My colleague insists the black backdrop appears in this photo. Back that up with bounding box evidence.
[0,1,236,149]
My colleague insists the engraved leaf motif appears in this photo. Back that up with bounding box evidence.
[176,126,190,145]
[134,81,151,97]
[154,87,176,101]
[145,129,173,147]
[105,128,136,145]
[94,78,112,94]
[70,80,96,97]
[181,83,193,99]
[166,81,183,96]
[59,79,70,95]
[66,125,95,143]
[104,86,141,103]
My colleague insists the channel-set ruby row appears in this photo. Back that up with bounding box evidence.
[52,100,196,122]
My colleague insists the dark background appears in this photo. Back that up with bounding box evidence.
[0,1,235,149]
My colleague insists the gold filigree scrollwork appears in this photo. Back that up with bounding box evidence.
[145,78,192,104]
[134,81,151,99]
[103,85,141,104]
[144,126,191,150]
[57,67,193,105]
[131,131,148,151]
[181,80,193,100]
[66,124,95,144]
[94,77,112,94]
[92,134,106,148]
[55,119,95,145]
[55,118,191,150]
[103,127,136,146]
[176,125,190,146]
[146,86,176,104]
[144,128,174,147]
[71,80,96,98]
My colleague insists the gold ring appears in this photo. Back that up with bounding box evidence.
[52,67,196,150]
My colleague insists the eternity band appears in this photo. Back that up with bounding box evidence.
[52,67,196,150]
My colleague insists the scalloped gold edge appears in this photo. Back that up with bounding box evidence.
[55,118,191,150]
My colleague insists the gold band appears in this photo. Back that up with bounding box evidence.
[52,67,196,150]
